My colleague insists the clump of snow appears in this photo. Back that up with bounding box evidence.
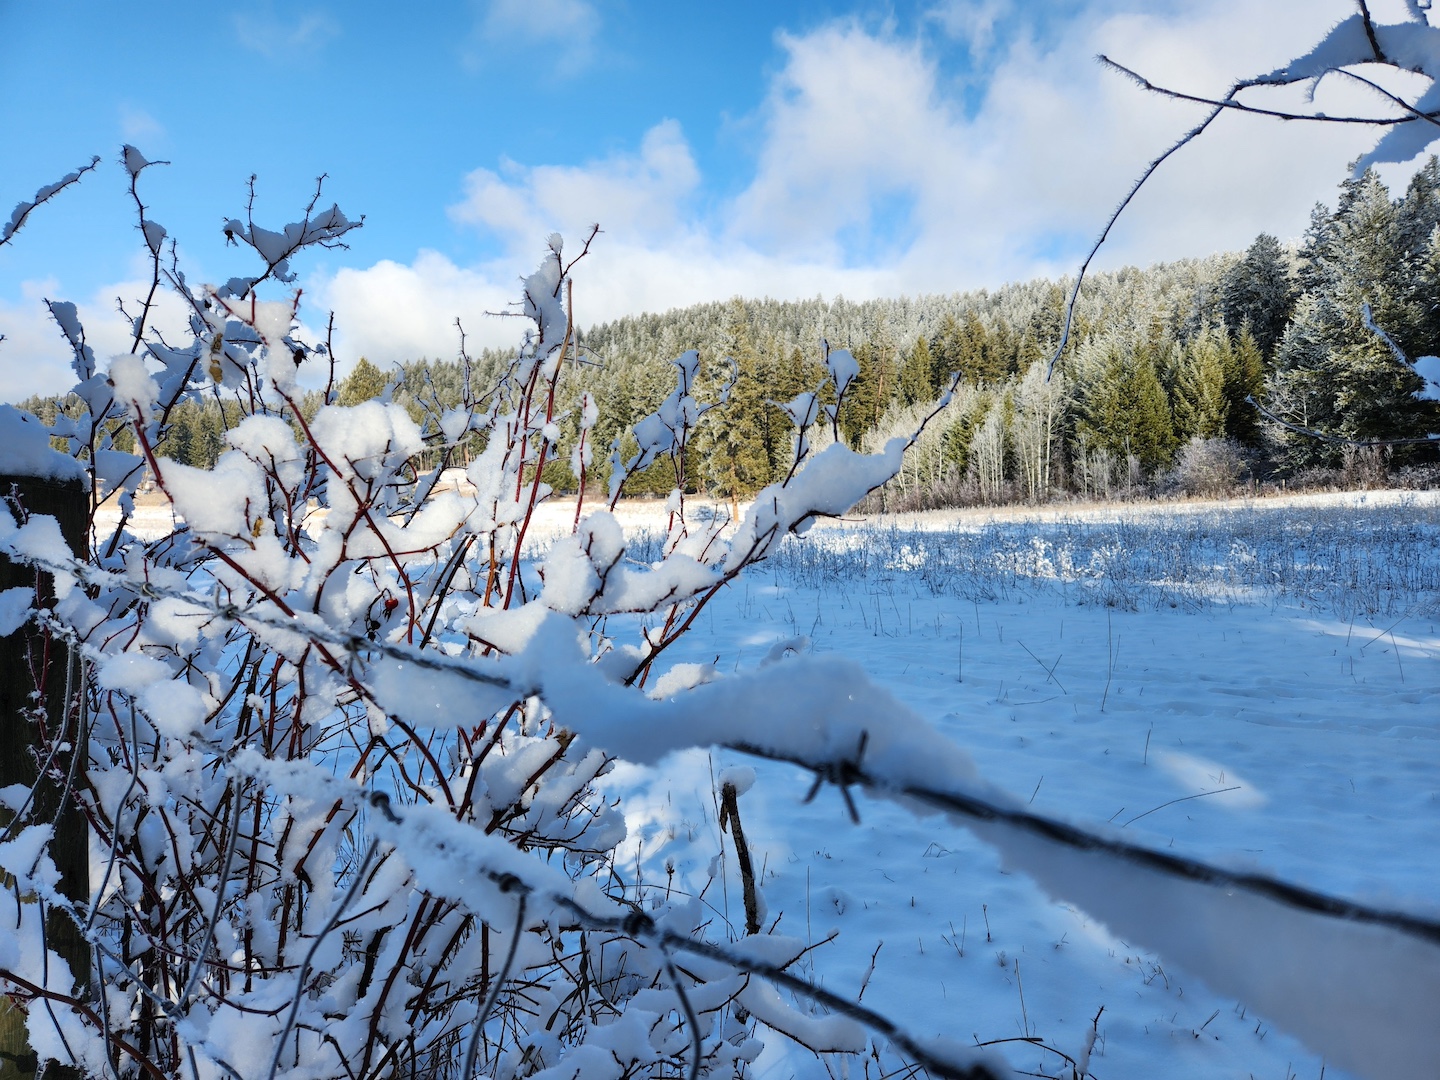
[0,405,85,483]
[0,586,32,636]
[1256,14,1440,172]
[724,438,909,571]
[716,765,755,796]
[984,818,1440,1080]
[94,449,145,498]
[108,353,159,419]
[825,347,859,399]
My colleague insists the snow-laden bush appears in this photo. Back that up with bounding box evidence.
[4,167,1439,1080]
[0,163,991,1080]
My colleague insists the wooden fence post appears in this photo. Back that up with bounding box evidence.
[0,475,89,1080]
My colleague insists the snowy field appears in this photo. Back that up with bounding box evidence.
[586,490,1439,1080]
[97,488,1440,1079]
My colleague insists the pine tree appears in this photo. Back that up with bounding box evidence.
[987,319,1019,383]
[1265,167,1434,466]
[938,395,990,478]
[837,337,899,447]
[163,400,198,465]
[765,344,825,473]
[1017,283,1067,370]
[929,313,965,387]
[339,356,388,406]
[1223,328,1266,446]
[1220,233,1297,360]
[1397,157,1440,351]
[702,301,772,497]
[897,336,938,406]
[1395,156,1440,267]
[1173,327,1230,443]
[932,312,1003,385]
[1076,337,1176,476]
[1417,227,1440,353]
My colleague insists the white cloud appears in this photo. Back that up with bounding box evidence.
[310,241,895,366]
[0,281,75,402]
[450,120,701,247]
[469,0,600,71]
[728,22,951,257]
[0,266,206,403]
[310,252,518,364]
[303,0,1438,367]
[925,0,1011,58]
[720,0,1392,290]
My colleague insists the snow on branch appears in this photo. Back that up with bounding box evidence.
[220,173,362,298]
[0,156,100,250]
[330,787,1008,1080]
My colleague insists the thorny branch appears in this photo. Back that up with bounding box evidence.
[0,156,101,250]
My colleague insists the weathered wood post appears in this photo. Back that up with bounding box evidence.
[0,474,90,1080]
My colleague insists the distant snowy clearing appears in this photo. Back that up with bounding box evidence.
[584,490,1438,1080]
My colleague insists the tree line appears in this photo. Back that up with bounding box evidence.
[33,158,1436,505]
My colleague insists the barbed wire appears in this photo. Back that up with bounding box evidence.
[9,537,1440,949]
[361,792,1005,1080]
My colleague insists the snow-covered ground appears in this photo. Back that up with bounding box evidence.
[97,486,1440,1078]
[587,490,1440,1080]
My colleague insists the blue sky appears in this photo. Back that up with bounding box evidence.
[0,0,1426,400]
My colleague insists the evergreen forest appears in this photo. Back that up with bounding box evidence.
[30,160,1440,507]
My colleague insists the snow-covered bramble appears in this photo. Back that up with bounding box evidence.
[0,159,961,1080]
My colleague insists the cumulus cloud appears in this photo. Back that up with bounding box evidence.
[451,120,701,247]
[727,22,951,257]
[311,252,518,364]
[15,0,1412,391]
[310,240,896,365]
[0,266,205,403]
[719,0,1390,289]
[0,281,75,402]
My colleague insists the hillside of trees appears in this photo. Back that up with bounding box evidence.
[30,159,1439,506]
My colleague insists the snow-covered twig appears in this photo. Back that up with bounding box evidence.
[360,791,1007,1080]
[0,156,100,250]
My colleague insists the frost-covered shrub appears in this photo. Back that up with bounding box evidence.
[1340,444,1391,489]
[1171,436,1249,497]
[0,161,974,1080]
